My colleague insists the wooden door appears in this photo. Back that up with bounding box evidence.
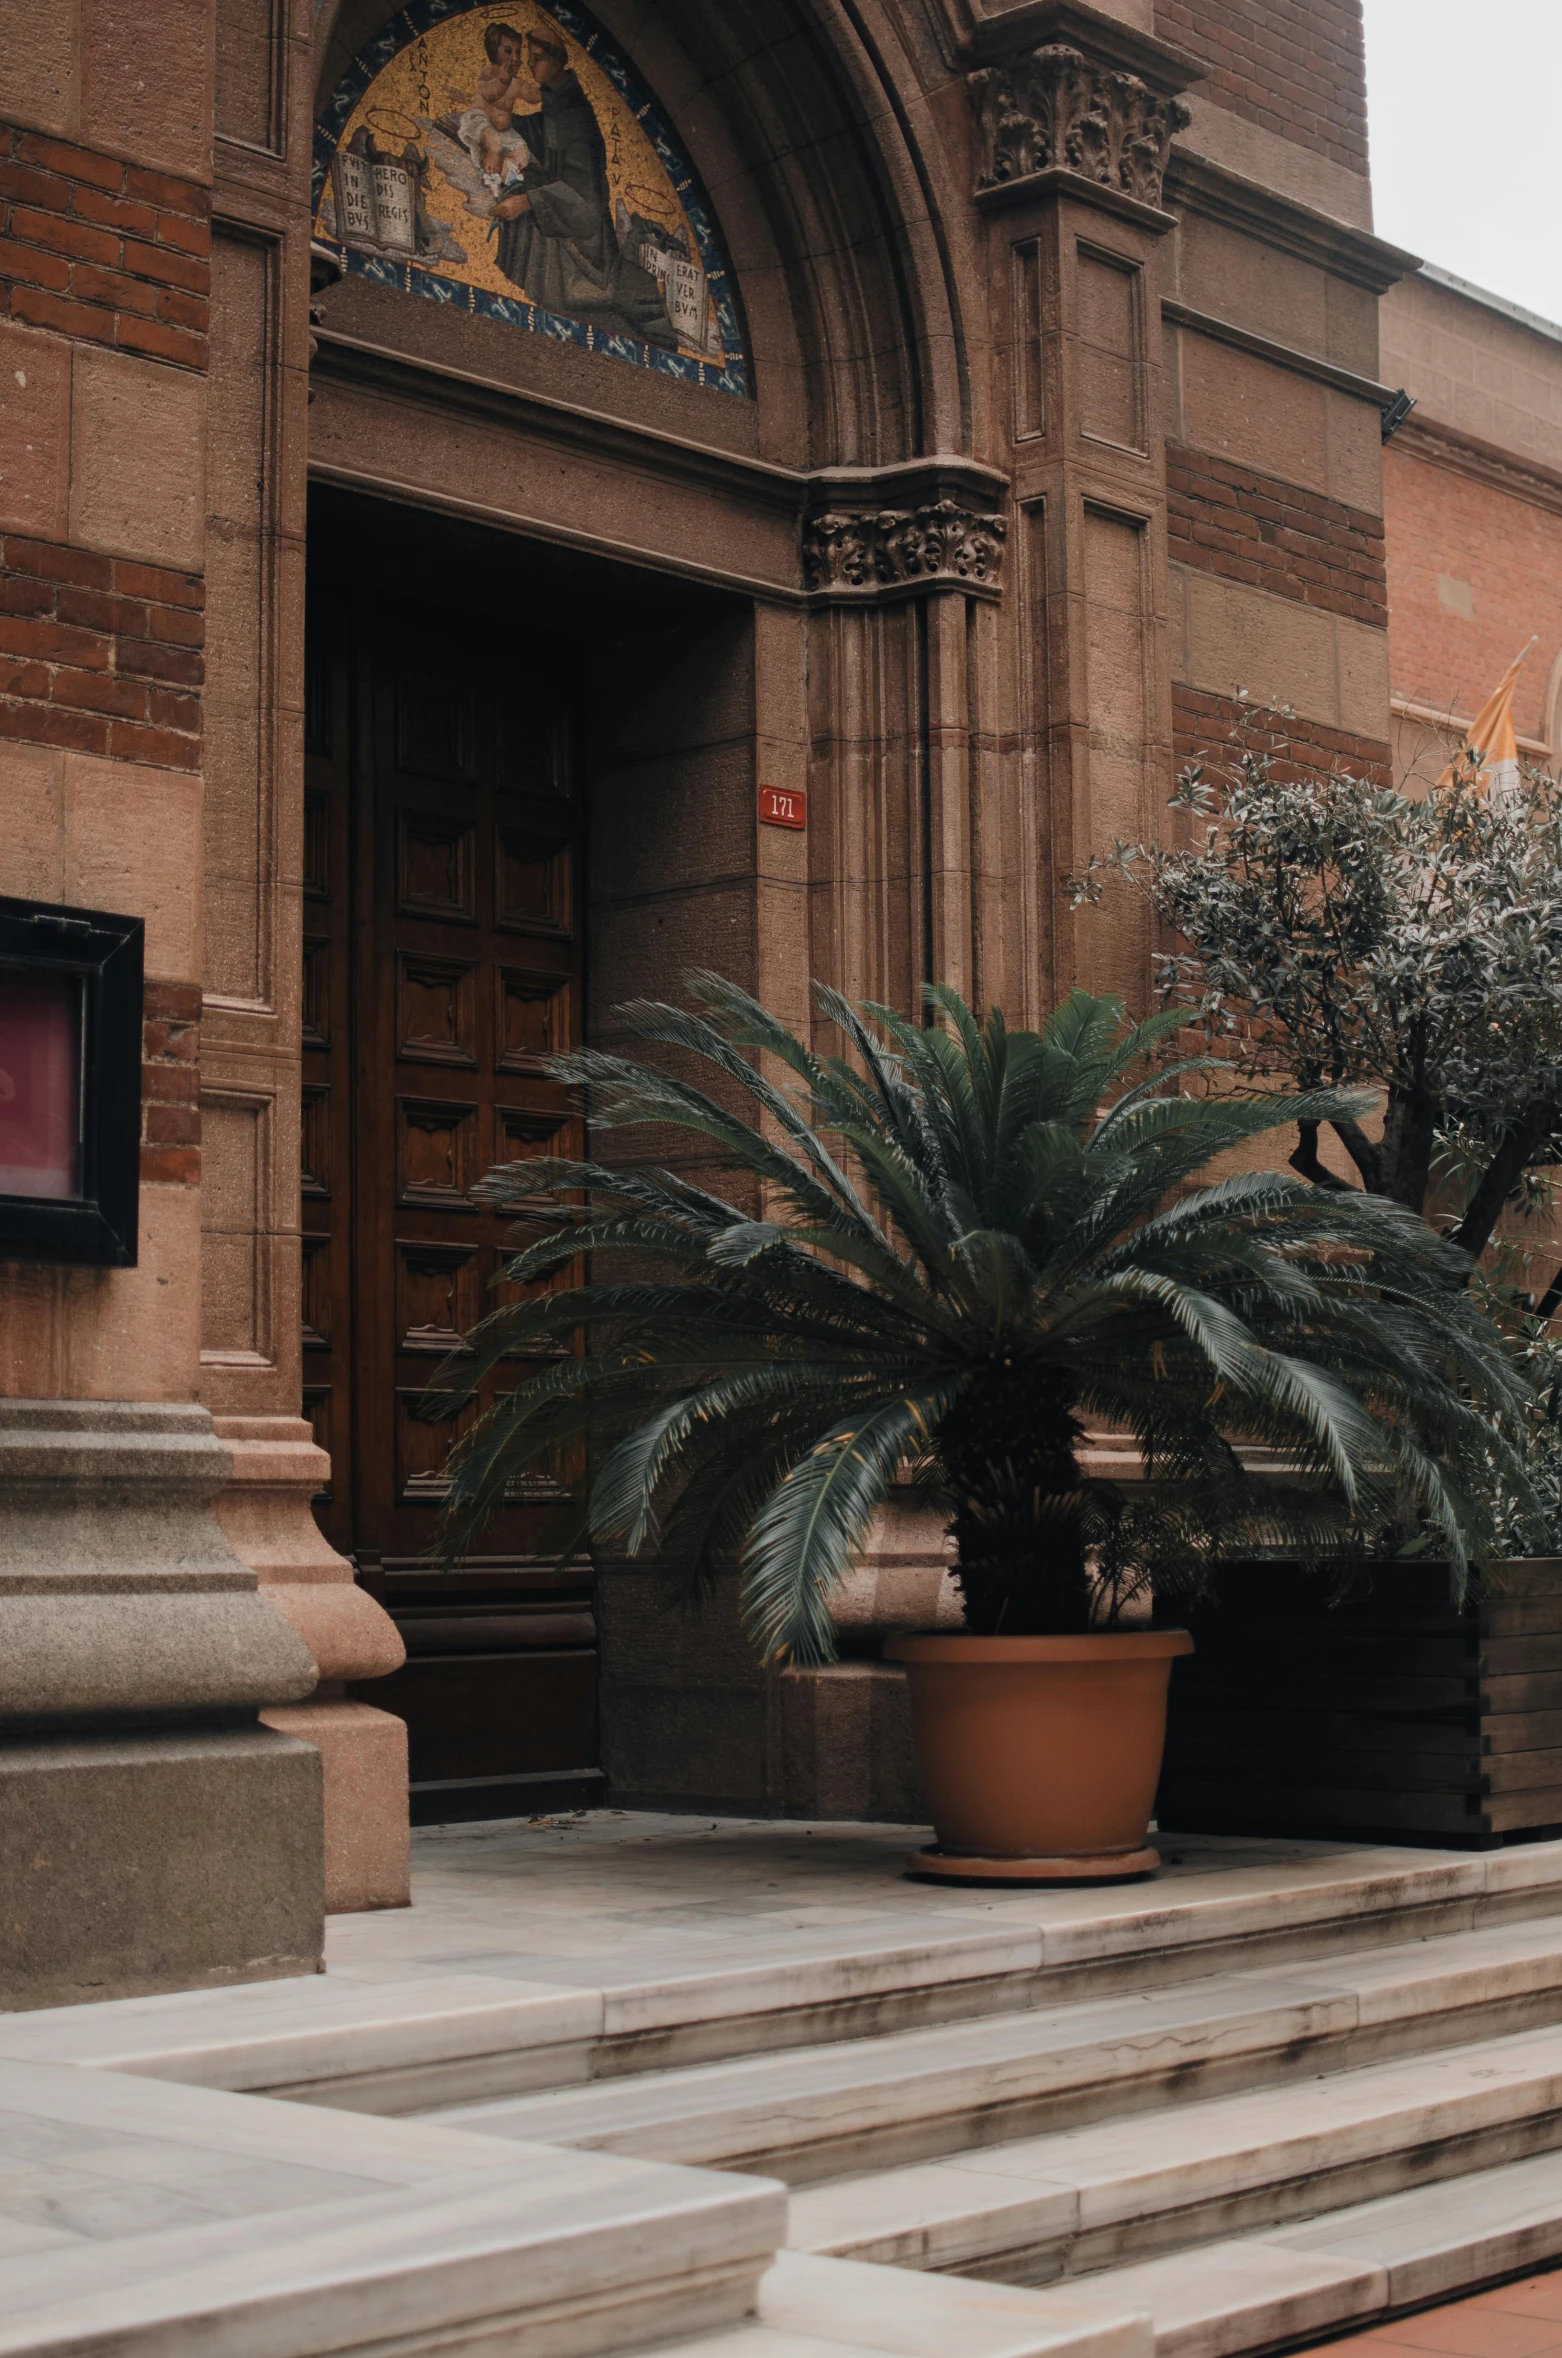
[303,590,599,1818]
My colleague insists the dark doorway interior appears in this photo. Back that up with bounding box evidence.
[304,488,751,1823]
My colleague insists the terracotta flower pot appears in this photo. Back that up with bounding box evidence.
[885,1629,1194,1884]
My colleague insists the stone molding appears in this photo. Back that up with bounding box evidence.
[0,1402,317,1725]
[1390,412,1562,525]
[803,496,1007,602]
[957,0,1206,92]
[211,1417,405,1685]
[968,43,1191,213]
[1164,150,1418,295]
[1161,297,1396,412]
[315,333,1019,611]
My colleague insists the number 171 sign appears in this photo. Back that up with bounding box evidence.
[759,785,807,830]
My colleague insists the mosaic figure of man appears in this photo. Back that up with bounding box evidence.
[491,29,678,348]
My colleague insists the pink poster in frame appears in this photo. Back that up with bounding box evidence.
[0,970,82,1201]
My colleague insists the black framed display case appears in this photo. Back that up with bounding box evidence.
[0,894,144,1267]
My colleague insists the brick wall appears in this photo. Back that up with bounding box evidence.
[0,117,209,1226]
[143,983,201,1186]
[1173,687,1392,789]
[1167,444,1386,627]
[1383,437,1562,749]
[0,128,209,370]
[0,533,203,767]
[1155,0,1369,174]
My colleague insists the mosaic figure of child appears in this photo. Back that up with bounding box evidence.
[457,22,542,196]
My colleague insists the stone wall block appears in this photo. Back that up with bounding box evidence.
[63,754,202,980]
[68,345,206,568]
[829,1493,963,1639]
[80,0,215,183]
[1,742,67,901]
[780,1664,924,1823]
[0,0,78,139]
[51,1182,203,1402]
[259,1700,410,1915]
[0,318,72,537]
[214,1416,410,1910]
[0,1728,322,2008]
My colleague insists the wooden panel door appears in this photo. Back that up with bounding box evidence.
[303,590,599,1818]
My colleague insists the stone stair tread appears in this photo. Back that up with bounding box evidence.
[0,2061,788,2358]
[425,1914,1562,2174]
[783,2017,1562,2271]
[1042,2239,1380,2358]
[1050,2145,1562,2357]
[9,1841,1562,2118]
[629,2250,1152,2358]
[0,1972,603,2097]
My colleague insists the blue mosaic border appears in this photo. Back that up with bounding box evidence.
[312,0,750,398]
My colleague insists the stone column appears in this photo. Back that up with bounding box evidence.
[0,1402,324,2009]
[213,1418,410,1911]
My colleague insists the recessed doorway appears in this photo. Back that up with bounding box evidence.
[304,488,752,1821]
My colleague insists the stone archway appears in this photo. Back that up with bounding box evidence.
[200,0,1199,1831]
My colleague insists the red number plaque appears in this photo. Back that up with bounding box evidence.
[759,784,807,830]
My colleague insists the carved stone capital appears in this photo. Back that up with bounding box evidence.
[804,495,1007,601]
[968,42,1191,212]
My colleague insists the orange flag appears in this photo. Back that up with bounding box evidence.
[1437,641,1536,799]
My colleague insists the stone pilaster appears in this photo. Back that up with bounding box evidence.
[0,1401,324,2008]
[212,1417,410,1913]
[964,5,1198,1014]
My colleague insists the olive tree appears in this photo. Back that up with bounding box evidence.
[1070,732,1562,1309]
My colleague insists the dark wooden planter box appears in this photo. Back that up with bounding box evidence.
[1156,1557,1562,1849]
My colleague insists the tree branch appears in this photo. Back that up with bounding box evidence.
[1377,1086,1436,1212]
[1532,1262,1562,1322]
[1330,1117,1384,1197]
[1289,1119,1353,1191]
[1449,1110,1553,1261]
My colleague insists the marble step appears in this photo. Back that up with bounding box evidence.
[1043,2144,1562,2358]
[0,2057,787,2358]
[7,1840,1562,2114]
[625,2251,1151,2358]
[782,2017,1562,2280]
[423,1913,1562,2182]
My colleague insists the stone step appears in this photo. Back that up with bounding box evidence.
[1042,2144,1562,2358]
[781,2017,1562,2280]
[0,2058,787,2358]
[624,2251,1151,2358]
[7,1839,1562,2114]
[423,1914,1562,2182]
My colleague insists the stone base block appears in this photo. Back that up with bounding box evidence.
[261,1698,410,1913]
[780,1662,924,1822]
[0,1726,324,2009]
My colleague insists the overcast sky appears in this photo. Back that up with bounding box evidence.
[1361,0,1562,325]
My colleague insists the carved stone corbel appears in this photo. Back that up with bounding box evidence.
[968,42,1191,211]
[804,495,1007,601]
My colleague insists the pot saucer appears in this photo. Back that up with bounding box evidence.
[905,1844,1160,1885]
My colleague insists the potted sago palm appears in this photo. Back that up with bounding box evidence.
[436,976,1528,1884]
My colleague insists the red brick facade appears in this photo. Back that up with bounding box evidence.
[0,129,210,372]
[1154,0,1369,173]
[1167,444,1386,628]
[142,982,201,1187]
[1383,433,1562,749]
[0,532,203,769]
[0,121,209,1209]
[1173,686,1393,790]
